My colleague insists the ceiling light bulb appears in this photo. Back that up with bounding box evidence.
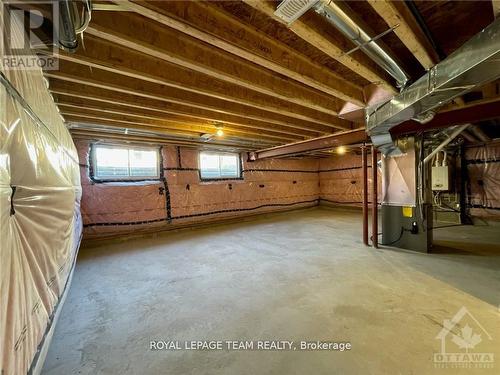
[216,128,224,137]
[336,146,346,154]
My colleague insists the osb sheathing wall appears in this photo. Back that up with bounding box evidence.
[319,153,381,207]
[76,140,320,238]
[466,143,500,220]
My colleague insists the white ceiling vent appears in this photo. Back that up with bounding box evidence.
[274,0,318,24]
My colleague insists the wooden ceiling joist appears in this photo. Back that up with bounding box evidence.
[242,0,396,93]
[48,36,351,129]
[61,108,292,144]
[113,0,365,106]
[57,102,302,142]
[46,64,337,134]
[52,90,322,138]
[69,129,260,151]
[366,0,438,69]
[65,116,279,148]
[87,11,348,115]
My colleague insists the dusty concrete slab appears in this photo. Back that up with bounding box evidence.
[42,207,500,375]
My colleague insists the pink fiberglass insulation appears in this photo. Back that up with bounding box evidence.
[319,153,381,207]
[77,142,320,239]
[466,143,500,220]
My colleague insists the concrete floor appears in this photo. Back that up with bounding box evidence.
[42,207,500,375]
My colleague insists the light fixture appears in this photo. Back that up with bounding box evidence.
[336,146,346,155]
[214,122,224,137]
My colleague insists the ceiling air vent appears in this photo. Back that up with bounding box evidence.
[274,0,318,24]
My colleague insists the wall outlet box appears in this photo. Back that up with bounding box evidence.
[432,166,449,191]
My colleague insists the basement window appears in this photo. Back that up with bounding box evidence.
[91,144,160,181]
[199,152,241,180]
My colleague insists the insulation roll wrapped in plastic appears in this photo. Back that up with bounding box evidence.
[0,11,82,375]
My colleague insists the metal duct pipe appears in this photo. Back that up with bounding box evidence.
[423,124,469,165]
[367,17,500,154]
[313,0,409,88]
[58,1,78,51]
[58,0,92,52]
[274,0,409,88]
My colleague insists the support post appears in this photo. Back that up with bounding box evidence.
[362,145,369,246]
[371,146,378,248]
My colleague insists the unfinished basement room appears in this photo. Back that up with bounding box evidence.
[1,0,500,374]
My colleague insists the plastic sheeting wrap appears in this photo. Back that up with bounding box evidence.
[1,13,82,375]
[319,153,381,206]
[381,146,416,207]
[466,143,500,220]
[78,141,320,238]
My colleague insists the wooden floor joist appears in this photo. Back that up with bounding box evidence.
[57,102,302,142]
[47,37,351,130]
[113,0,365,106]
[64,115,280,147]
[242,0,396,93]
[69,130,261,150]
[366,0,438,69]
[61,108,295,144]
[52,91,322,138]
[45,65,338,134]
[87,12,347,116]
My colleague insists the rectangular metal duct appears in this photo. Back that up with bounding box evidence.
[366,18,500,154]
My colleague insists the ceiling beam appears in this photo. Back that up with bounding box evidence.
[250,129,368,159]
[61,109,292,144]
[45,63,336,134]
[391,97,500,135]
[52,90,321,138]
[243,0,395,93]
[87,12,347,117]
[65,116,279,148]
[114,0,364,106]
[47,37,350,129]
[366,0,438,69]
[57,101,301,142]
[69,129,262,150]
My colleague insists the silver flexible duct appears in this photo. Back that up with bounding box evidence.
[313,0,409,88]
